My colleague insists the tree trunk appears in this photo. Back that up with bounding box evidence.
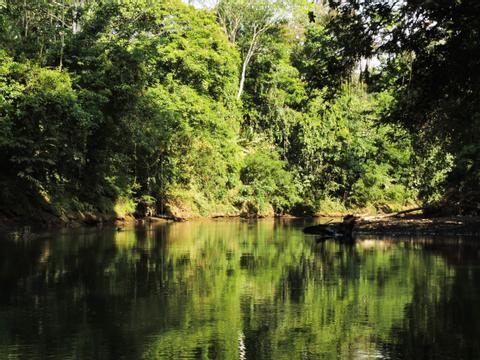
[59,0,65,70]
[23,0,28,38]
[236,32,257,99]
[72,0,84,34]
[237,57,248,99]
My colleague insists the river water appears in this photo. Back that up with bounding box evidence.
[0,219,479,359]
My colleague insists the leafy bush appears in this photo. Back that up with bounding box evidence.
[238,147,299,215]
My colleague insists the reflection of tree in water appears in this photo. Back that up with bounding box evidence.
[381,239,480,359]
[0,229,149,359]
[0,223,479,359]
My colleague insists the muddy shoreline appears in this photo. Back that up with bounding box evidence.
[354,214,480,236]
[2,211,480,238]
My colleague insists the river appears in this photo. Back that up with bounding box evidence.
[0,219,479,359]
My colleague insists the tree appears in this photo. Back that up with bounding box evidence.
[216,0,290,99]
[0,0,91,67]
[0,53,92,194]
[329,0,480,206]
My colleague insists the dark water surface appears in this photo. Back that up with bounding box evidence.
[1,219,480,359]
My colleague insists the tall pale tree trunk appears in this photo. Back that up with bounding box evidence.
[59,0,65,70]
[72,0,84,34]
[237,57,249,99]
[23,0,28,38]
[236,31,258,99]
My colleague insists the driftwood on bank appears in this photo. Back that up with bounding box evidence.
[364,207,425,219]
[386,207,424,217]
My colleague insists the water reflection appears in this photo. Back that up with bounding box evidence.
[0,220,479,359]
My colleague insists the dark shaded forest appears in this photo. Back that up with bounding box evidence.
[0,0,478,222]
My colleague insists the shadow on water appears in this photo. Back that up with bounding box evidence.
[0,220,479,359]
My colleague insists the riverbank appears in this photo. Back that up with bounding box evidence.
[3,207,480,239]
[354,214,480,236]
[0,211,176,232]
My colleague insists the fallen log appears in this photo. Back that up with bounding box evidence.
[388,207,425,218]
[359,207,426,222]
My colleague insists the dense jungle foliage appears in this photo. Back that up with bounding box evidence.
[0,0,477,220]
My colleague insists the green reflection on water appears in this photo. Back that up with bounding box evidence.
[0,220,479,359]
